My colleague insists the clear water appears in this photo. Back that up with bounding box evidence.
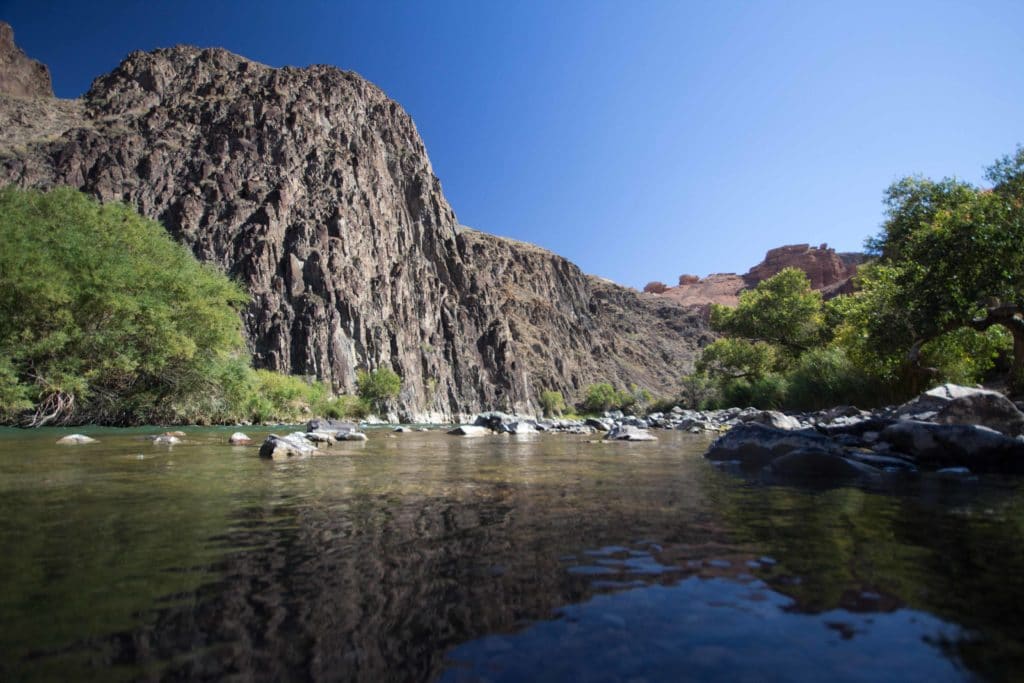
[1,426,1022,681]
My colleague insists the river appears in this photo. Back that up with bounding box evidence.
[1,426,1022,681]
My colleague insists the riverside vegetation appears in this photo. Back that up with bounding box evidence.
[0,188,398,426]
[680,146,1024,413]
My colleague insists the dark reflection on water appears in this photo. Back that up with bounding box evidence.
[0,427,1022,681]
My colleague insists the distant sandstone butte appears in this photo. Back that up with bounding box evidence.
[667,243,866,307]
[0,22,53,98]
[0,29,708,419]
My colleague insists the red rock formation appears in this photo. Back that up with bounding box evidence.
[661,244,866,307]
[743,243,858,289]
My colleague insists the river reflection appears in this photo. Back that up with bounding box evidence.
[0,427,1022,681]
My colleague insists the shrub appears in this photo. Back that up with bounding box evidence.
[643,281,669,294]
[0,187,248,425]
[357,367,402,414]
[539,390,566,417]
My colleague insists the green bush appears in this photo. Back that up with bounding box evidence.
[356,367,402,414]
[539,390,566,417]
[0,187,249,425]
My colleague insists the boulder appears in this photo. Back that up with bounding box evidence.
[769,449,880,480]
[228,432,252,445]
[605,424,657,441]
[505,421,538,435]
[934,391,1024,436]
[585,417,613,432]
[56,434,97,444]
[304,431,336,444]
[336,431,368,441]
[307,418,357,433]
[878,421,1024,473]
[448,425,490,437]
[740,410,802,430]
[152,435,181,445]
[259,434,318,460]
[473,412,515,432]
[704,423,846,470]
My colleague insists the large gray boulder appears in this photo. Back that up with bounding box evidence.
[934,391,1024,436]
[259,434,319,460]
[879,421,1024,473]
[705,423,846,470]
[740,410,802,430]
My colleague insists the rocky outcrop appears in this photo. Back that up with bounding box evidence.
[666,244,866,307]
[0,35,709,419]
[0,22,53,98]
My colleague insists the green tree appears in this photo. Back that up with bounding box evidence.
[711,268,826,357]
[581,382,624,413]
[356,367,401,414]
[864,147,1024,390]
[0,187,249,425]
[539,390,566,417]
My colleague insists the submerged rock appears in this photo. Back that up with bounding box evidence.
[151,435,181,445]
[228,432,252,445]
[56,434,97,444]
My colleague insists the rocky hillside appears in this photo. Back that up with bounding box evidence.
[0,24,708,419]
[666,243,866,307]
[0,22,51,98]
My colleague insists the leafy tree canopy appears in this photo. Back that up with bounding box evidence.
[0,187,249,425]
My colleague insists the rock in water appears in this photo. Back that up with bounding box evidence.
[878,421,1024,474]
[56,434,97,444]
[605,425,658,441]
[259,434,318,460]
[336,431,368,441]
[152,435,181,445]
[704,423,846,470]
[448,425,490,437]
[0,35,706,420]
[228,432,252,445]
[307,419,357,433]
[769,449,879,480]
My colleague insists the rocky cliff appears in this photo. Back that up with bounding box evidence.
[0,22,52,98]
[0,29,708,418]
[668,243,866,307]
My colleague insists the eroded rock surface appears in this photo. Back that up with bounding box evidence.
[0,36,709,419]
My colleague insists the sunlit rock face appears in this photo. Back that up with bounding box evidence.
[666,243,867,307]
[0,34,708,418]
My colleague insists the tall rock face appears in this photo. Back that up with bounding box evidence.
[0,39,707,418]
[0,22,53,98]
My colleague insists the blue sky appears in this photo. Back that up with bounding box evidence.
[3,1,1023,287]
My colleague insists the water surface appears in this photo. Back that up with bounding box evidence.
[1,426,1022,681]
